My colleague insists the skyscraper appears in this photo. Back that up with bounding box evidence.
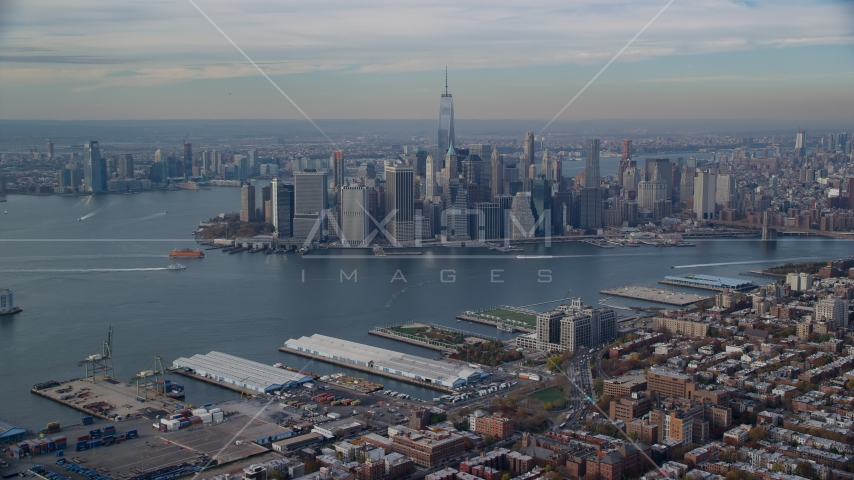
[384,165,415,244]
[521,132,535,190]
[425,154,437,199]
[541,148,550,180]
[490,149,503,201]
[510,192,536,239]
[271,178,294,238]
[46,140,54,160]
[438,68,455,158]
[83,140,106,193]
[715,174,734,207]
[584,139,600,188]
[578,139,602,231]
[444,179,469,241]
[294,171,328,241]
[795,130,807,158]
[261,185,271,223]
[248,148,259,176]
[618,140,632,187]
[693,170,717,219]
[341,185,369,247]
[240,184,256,222]
[118,153,134,179]
[183,142,193,177]
[332,150,345,190]
[444,141,457,187]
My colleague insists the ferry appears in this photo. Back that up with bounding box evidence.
[169,248,204,258]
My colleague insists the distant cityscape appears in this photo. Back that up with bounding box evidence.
[1,81,852,248]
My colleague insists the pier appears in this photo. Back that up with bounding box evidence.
[31,377,188,419]
[278,347,455,393]
[599,285,711,306]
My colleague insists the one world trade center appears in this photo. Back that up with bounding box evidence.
[438,68,455,157]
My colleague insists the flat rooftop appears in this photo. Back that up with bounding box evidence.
[662,274,755,289]
[173,351,313,393]
[284,334,481,386]
[604,375,648,388]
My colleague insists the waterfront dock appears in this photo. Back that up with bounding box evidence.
[278,346,456,393]
[370,322,498,353]
[31,377,188,419]
[369,327,456,353]
[600,285,711,306]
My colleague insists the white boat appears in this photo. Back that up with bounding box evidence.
[167,263,186,270]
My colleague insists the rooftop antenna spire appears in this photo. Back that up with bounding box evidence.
[445,67,448,95]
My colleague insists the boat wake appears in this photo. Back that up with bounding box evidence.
[671,257,816,269]
[78,204,112,221]
[8,267,177,274]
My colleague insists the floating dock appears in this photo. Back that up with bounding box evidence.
[600,285,711,306]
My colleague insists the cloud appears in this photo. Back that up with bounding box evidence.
[0,0,851,90]
[0,55,135,65]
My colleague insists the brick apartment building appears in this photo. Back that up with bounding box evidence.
[469,413,515,440]
[391,429,465,468]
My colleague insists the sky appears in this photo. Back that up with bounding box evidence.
[0,0,853,124]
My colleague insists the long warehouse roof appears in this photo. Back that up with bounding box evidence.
[664,274,753,288]
[284,334,481,385]
[173,351,312,391]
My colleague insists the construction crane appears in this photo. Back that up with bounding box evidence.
[130,357,166,400]
[78,326,114,383]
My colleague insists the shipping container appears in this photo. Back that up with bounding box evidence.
[81,416,94,425]
[126,429,138,438]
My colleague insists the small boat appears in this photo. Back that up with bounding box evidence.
[163,210,168,214]
[78,217,82,221]
[4,211,7,214]
[299,246,310,254]
[167,263,186,270]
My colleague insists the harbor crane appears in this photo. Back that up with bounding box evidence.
[130,356,166,400]
[78,326,114,383]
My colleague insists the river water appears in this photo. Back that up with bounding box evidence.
[1,166,849,429]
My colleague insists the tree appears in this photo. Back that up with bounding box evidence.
[748,426,767,443]
[546,355,563,372]
[543,402,553,411]
[771,464,784,473]
[482,433,495,446]
[796,462,813,479]
[543,473,561,480]
[501,474,512,480]
[629,431,639,442]
[593,378,604,396]
[544,464,553,473]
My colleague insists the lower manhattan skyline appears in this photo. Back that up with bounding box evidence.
[4,2,854,479]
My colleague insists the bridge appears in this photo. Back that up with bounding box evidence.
[705,218,854,241]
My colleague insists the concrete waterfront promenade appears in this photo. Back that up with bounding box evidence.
[600,285,711,306]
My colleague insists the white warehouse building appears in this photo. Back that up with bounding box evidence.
[283,334,483,388]
[173,351,313,394]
